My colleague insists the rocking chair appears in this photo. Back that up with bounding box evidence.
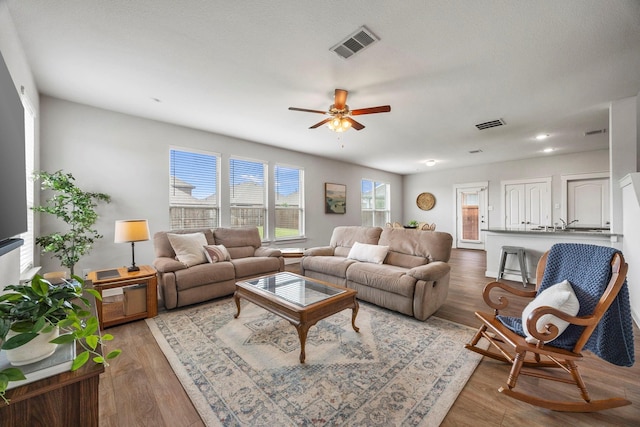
[465,243,635,412]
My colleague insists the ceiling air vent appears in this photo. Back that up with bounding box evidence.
[475,118,506,130]
[584,128,607,136]
[331,26,379,59]
[469,149,484,154]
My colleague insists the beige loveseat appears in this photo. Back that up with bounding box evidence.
[153,227,284,309]
[301,226,453,320]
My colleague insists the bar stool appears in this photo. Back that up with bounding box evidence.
[497,245,528,287]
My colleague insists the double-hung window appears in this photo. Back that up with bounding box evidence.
[361,179,390,226]
[169,148,220,229]
[230,157,267,238]
[274,164,304,239]
[19,92,35,274]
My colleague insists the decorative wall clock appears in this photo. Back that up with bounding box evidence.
[416,192,435,210]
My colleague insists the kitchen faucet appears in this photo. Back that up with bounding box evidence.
[558,218,579,230]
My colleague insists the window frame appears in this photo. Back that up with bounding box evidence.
[229,156,268,238]
[274,163,305,241]
[169,146,221,230]
[361,179,390,227]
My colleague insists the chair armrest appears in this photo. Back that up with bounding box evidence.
[303,246,335,256]
[407,261,450,282]
[525,306,597,343]
[153,257,187,273]
[255,247,282,257]
[482,281,537,312]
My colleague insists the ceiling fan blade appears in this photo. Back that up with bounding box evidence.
[309,118,332,129]
[345,117,365,130]
[351,105,391,115]
[288,107,327,114]
[334,89,348,110]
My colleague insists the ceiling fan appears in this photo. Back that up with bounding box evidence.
[288,89,391,132]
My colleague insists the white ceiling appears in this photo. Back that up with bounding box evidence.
[6,1,640,175]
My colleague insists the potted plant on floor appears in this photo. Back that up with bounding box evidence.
[0,274,120,404]
[32,170,111,277]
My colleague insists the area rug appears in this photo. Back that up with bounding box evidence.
[146,298,484,426]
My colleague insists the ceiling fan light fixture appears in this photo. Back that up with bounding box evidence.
[327,116,352,132]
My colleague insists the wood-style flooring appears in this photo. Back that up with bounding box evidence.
[98,249,640,426]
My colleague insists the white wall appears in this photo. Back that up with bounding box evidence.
[402,149,609,238]
[38,96,403,275]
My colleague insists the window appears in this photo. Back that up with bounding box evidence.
[230,157,267,238]
[169,148,219,229]
[361,179,390,226]
[19,93,35,273]
[275,165,304,239]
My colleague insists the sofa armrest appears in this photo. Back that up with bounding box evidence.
[153,257,187,273]
[407,261,450,282]
[303,246,335,256]
[254,247,282,257]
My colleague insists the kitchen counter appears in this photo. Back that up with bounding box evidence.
[482,228,622,285]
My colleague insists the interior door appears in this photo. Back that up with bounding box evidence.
[456,185,487,249]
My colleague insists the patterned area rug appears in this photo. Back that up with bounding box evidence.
[147,297,484,426]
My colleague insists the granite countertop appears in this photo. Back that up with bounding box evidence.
[482,227,622,237]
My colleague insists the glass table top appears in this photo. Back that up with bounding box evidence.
[243,272,345,307]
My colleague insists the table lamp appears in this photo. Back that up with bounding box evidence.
[114,219,150,272]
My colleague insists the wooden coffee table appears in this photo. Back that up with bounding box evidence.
[234,272,359,363]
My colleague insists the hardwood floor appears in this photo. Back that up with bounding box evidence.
[98,249,640,426]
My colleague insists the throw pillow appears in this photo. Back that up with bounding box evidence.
[522,279,580,344]
[347,242,389,264]
[203,244,231,263]
[167,232,209,267]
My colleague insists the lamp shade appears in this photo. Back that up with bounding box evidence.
[114,219,150,243]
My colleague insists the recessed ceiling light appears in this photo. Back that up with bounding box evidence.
[535,134,549,141]
[543,147,554,153]
[425,159,436,167]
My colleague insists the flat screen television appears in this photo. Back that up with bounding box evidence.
[0,50,27,254]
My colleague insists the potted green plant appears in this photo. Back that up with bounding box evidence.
[32,170,111,276]
[405,220,419,229]
[0,274,120,403]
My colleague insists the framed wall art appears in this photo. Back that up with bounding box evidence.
[325,183,346,214]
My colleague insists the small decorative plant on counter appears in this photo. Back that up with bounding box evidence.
[0,274,120,404]
[32,170,111,277]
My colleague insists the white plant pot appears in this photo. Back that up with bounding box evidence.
[4,326,60,366]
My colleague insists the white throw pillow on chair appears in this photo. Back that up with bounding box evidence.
[522,279,580,344]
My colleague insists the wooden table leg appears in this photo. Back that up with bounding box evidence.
[351,299,360,332]
[233,292,241,318]
[295,324,309,363]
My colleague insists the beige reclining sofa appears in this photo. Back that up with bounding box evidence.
[153,227,284,309]
[301,226,452,320]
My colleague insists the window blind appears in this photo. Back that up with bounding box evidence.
[275,165,304,239]
[229,157,267,236]
[169,148,219,229]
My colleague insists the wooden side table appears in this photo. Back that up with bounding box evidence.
[87,265,158,329]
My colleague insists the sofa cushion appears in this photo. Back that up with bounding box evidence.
[379,228,453,267]
[232,257,282,279]
[347,242,389,264]
[301,256,357,279]
[203,244,231,263]
[214,227,261,249]
[330,226,383,257]
[167,232,209,266]
[346,263,416,298]
[173,262,235,291]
